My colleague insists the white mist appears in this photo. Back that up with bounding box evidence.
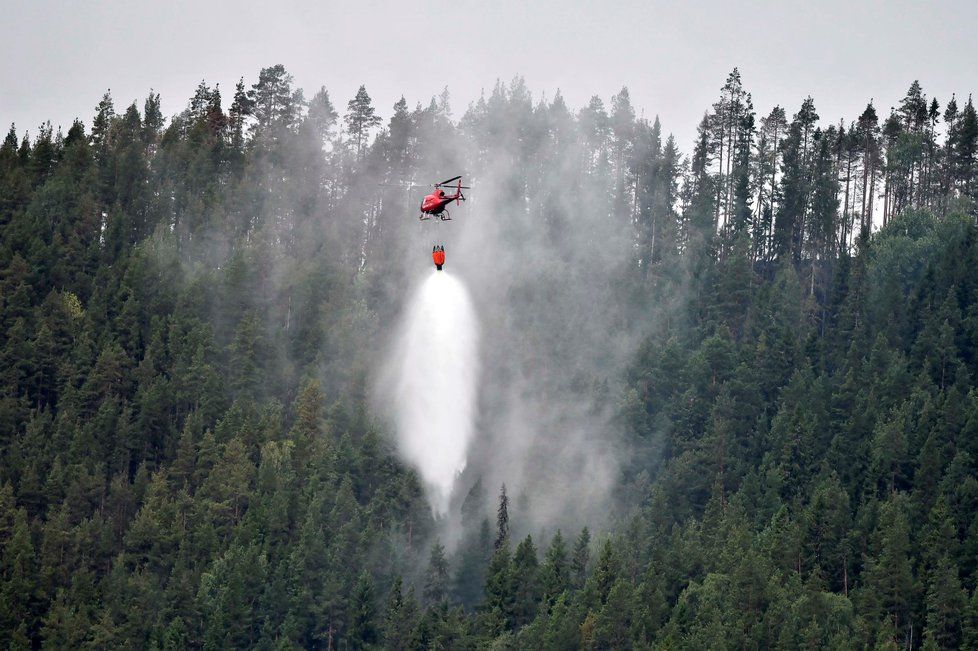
[386,271,479,515]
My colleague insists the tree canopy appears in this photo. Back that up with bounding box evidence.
[1,67,977,648]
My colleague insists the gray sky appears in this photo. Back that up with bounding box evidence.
[3,0,977,151]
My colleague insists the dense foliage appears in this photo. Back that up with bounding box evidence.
[2,66,978,649]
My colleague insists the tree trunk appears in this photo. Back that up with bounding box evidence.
[843,153,852,247]
[715,122,724,229]
[724,105,735,225]
[861,151,870,232]
[883,173,890,227]
[767,127,780,259]
[868,158,877,230]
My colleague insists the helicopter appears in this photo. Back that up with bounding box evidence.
[378,175,471,269]
[419,176,469,221]
[380,175,472,221]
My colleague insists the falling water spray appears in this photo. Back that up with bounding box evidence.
[383,271,479,515]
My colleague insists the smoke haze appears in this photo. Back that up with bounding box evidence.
[369,85,655,542]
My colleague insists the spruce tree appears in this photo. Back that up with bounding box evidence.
[571,527,591,590]
[348,570,378,650]
[494,483,509,550]
[512,535,541,627]
[541,530,569,605]
[423,541,449,605]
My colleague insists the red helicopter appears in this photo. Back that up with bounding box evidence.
[379,175,471,220]
[419,176,469,221]
[379,175,471,270]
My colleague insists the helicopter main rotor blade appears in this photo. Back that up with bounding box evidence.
[437,175,462,185]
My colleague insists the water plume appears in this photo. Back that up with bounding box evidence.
[383,270,479,515]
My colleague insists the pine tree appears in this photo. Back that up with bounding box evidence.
[307,86,339,149]
[142,91,163,144]
[855,102,880,229]
[755,106,788,258]
[953,96,978,208]
[881,108,903,224]
[345,85,381,159]
[228,78,252,153]
[774,97,819,264]
[247,64,304,136]
[610,86,636,219]
[90,90,115,161]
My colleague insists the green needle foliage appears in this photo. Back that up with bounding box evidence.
[0,66,977,648]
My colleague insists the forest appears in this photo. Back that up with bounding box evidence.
[2,65,978,649]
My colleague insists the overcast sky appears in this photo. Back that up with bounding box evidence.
[3,0,977,151]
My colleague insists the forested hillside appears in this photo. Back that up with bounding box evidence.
[2,66,978,649]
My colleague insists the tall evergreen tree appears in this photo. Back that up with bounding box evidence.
[345,85,381,159]
[494,484,509,550]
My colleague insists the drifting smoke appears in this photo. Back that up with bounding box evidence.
[371,82,656,539]
[383,271,479,515]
